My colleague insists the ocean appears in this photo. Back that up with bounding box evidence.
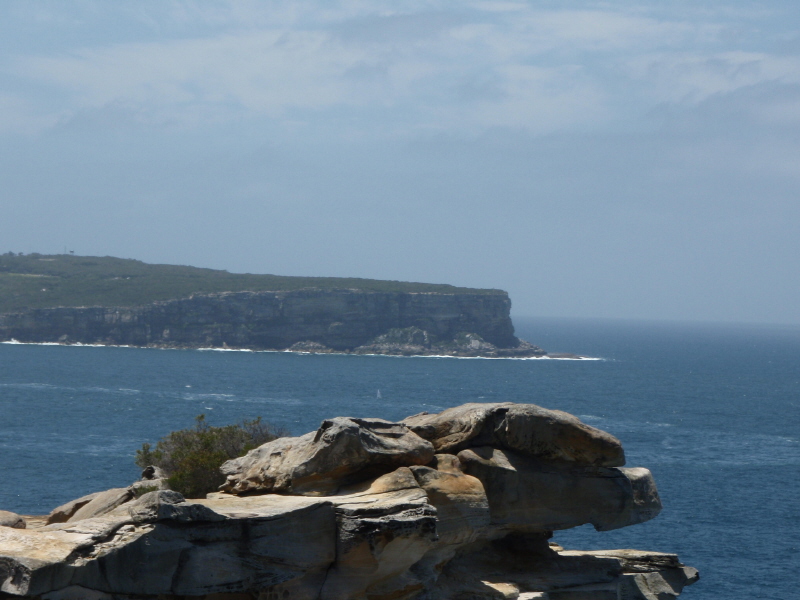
[1,317,798,599]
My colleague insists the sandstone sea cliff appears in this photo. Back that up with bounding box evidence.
[0,289,546,358]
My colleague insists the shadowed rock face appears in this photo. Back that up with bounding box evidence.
[0,403,698,600]
[457,447,661,533]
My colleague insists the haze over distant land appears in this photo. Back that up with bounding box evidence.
[1,1,798,325]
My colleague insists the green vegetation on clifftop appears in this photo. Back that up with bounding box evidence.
[0,254,504,313]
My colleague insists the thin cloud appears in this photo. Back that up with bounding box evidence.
[628,51,800,104]
[510,9,713,52]
[3,2,800,136]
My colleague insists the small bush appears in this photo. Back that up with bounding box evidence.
[135,415,287,498]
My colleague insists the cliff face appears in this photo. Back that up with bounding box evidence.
[0,289,529,354]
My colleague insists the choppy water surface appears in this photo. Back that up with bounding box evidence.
[1,317,798,600]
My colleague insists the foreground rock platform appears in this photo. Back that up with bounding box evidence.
[0,403,698,600]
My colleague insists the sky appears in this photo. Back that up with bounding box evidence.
[1,1,799,324]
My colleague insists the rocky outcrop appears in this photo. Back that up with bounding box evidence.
[219,417,435,496]
[351,327,544,357]
[0,403,697,599]
[45,481,168,525]
[457,448,660,533]
[0,289,546,357]
[403,403,625,466]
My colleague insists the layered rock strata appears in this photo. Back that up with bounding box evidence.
[0,403,698,600]
[0,289,545,357]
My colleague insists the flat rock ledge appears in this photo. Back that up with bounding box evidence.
[0,403,698,600]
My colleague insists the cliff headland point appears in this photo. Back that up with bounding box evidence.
[0,253,557,358]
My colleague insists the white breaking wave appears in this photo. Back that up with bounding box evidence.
[3,339,62,346]
[1,339,132,348]
[1,339,601,360]
[197,347,264,352]
[349,352,602,361]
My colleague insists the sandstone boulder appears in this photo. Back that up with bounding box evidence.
[0,510,25,529]
[46,491,104,525]
[403,403,625,467]
[48,483,167,526]
[457,446,661,532]
[220,417,435,495]
[64,487,135,523]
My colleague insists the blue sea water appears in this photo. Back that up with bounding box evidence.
[1,317,798,599]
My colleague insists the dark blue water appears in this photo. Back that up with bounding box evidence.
[1,317,798,599]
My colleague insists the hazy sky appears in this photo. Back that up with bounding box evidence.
[1,1,799,324]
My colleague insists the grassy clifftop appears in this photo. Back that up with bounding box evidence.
[0,254,503,313]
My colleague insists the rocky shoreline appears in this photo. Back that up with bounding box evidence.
[0,289,555,358]
[1,338,586,359]
[0,402,697,599]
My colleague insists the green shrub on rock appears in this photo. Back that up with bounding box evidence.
[135,415,287,498]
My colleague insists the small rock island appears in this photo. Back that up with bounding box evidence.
[0,254,550,358]
[0,402,697,599]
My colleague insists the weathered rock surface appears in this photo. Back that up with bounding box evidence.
[352,328,545,358]
[45,492,103,525]
[220,417,435,495]
[321,469,437,600]
[0,512,25,530]
[430,540,698,600]
[458,447,661,533]
[0,289,546,357]
[404,403,625,466]
[0,403,697,600]
[0,491,337,599]
[63,488,135,524]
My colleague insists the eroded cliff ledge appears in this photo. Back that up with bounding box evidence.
[0,289,546,357]
[0,403,698,600]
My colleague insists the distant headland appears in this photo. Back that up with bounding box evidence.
[0,253,564,358]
